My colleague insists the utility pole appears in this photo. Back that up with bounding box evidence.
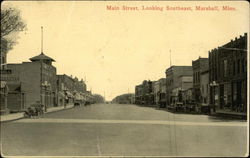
[41,26,43,53]
[169,49,172,67]
[40,26,43,105]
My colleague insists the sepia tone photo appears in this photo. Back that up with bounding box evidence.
[0,0,249,157]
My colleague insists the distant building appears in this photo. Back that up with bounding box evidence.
[112,93,135,104]
[200,69,209,105]
[158,78,167,108]
[135,80,154,105]
[73,77,87,93]
[171,75,193,106]
[209,33,247,115]
[165,66,193,108]
[135,84,143,104]
[192,57,209,112]
[57,74,87,106]
[182,87,194,105]
[57,74,75,106]
[152,80,160,106]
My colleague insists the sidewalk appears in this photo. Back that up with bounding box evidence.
[215,110,247,119]
[0,104,74,122]
[46,104,74,113]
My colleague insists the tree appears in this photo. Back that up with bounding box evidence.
[1,6,27,54]
[93,94,105,103]
[112,93,135,104]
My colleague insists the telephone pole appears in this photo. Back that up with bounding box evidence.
[40,26,43,105]
[169,49,172,67]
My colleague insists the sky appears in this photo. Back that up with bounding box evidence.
[3,1,249,100]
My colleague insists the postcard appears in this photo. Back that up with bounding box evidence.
[0,0,249,157]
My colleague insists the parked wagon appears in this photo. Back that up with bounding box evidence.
[24,102,45,118]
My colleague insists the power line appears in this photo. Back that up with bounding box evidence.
[169,49,172,66]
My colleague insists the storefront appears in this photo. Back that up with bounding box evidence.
[0,81,8,114]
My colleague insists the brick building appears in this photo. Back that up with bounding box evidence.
[0,51,9,114]
[4,52,58,110]
[1,62,26,112]
[158,78,167,108]
[192,57,209,112]
[135,80,154,105]
[152,80,160,106]
[57,74,75,106]
[209,33,247,114]
[200,69,209,105]
[192,58,209,103]
[57,74,87,106]
[171,75,193,107]
[165,66,193,108]
[74,78,87,93]
[135,84,143,104]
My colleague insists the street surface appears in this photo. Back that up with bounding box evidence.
[1,103,248,157]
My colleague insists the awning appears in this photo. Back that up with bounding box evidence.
[74,93,82,100]
[65,91,74,98]
[0,81,7,88]
[58,91,65,97]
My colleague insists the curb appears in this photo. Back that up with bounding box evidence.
[213,113,247,120]
[0,106,75,123]
[0,115,25,123]
[45,106,74,115]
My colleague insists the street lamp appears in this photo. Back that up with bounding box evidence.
[42,81,50,111]
[209,81,219,113]
[209,81,218,87]
[63,87,68,108]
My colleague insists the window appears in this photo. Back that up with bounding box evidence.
[193,73,195,83]
[237,59,240,74]
[195,73,196,83]
[198,72,200,83]
[233,61,236,75]
[195,72,197,83]
[242,59,245,73]
[224,59,227,77]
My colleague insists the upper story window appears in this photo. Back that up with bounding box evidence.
[242,59,246,73]
[223,59,227,77]
[237,59,240,74]
[233,61,236,75]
